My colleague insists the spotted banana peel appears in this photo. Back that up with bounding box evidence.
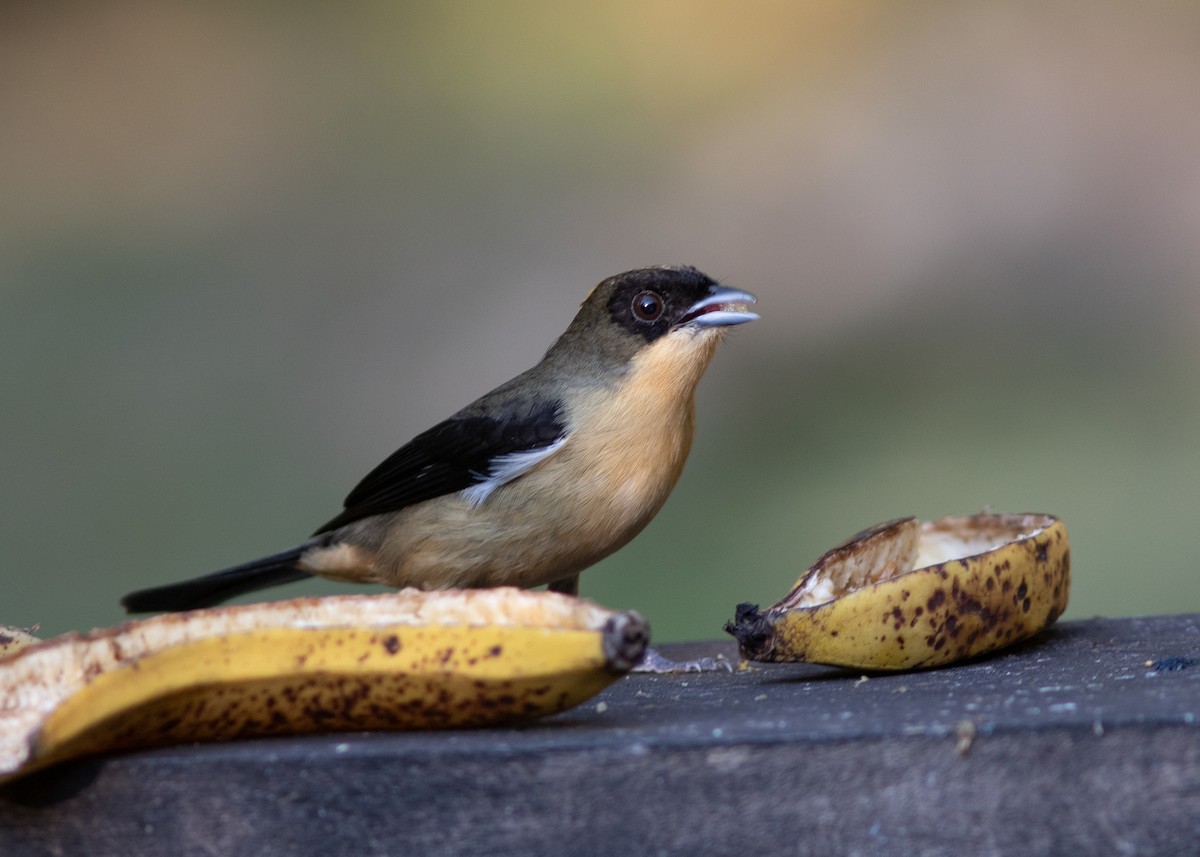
[0,588,648,783]
[727,513,1070,670]
[0,626,41,659]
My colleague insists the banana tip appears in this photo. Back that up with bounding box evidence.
[602,611,651,672]
[725,603,774,661]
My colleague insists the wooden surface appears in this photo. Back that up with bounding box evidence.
[2,613,1199,857]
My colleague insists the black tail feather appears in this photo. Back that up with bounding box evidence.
[120,543,318,613]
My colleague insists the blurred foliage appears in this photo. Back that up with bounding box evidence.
[2,2,1199,640]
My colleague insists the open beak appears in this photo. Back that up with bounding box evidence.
[678,285,759,328]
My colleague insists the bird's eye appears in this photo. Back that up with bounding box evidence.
[631,291,664,322]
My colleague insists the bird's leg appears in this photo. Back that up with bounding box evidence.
[547,575,579,596]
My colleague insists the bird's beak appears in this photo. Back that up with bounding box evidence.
[678,285,759,328]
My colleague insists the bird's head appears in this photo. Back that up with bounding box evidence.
[547,266,758,378]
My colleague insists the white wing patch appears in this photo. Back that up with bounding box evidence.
[460,435,569,508]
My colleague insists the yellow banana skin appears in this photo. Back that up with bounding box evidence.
[0,626,41,660]
[728,513,1070,670]
[0,589,648,783]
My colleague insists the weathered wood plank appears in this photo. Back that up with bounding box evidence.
[2,614,1198,856]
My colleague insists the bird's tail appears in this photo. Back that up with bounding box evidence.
[120,542,320,613]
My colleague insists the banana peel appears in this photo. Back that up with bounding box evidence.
[727,513,1069,670]
[0,626,41,659]
[0,588,648,783]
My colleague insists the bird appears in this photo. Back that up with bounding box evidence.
[121,265,758,616]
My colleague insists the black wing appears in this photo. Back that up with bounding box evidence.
[314,400,565,534]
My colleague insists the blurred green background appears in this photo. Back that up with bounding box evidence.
[3,2,1198,641]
